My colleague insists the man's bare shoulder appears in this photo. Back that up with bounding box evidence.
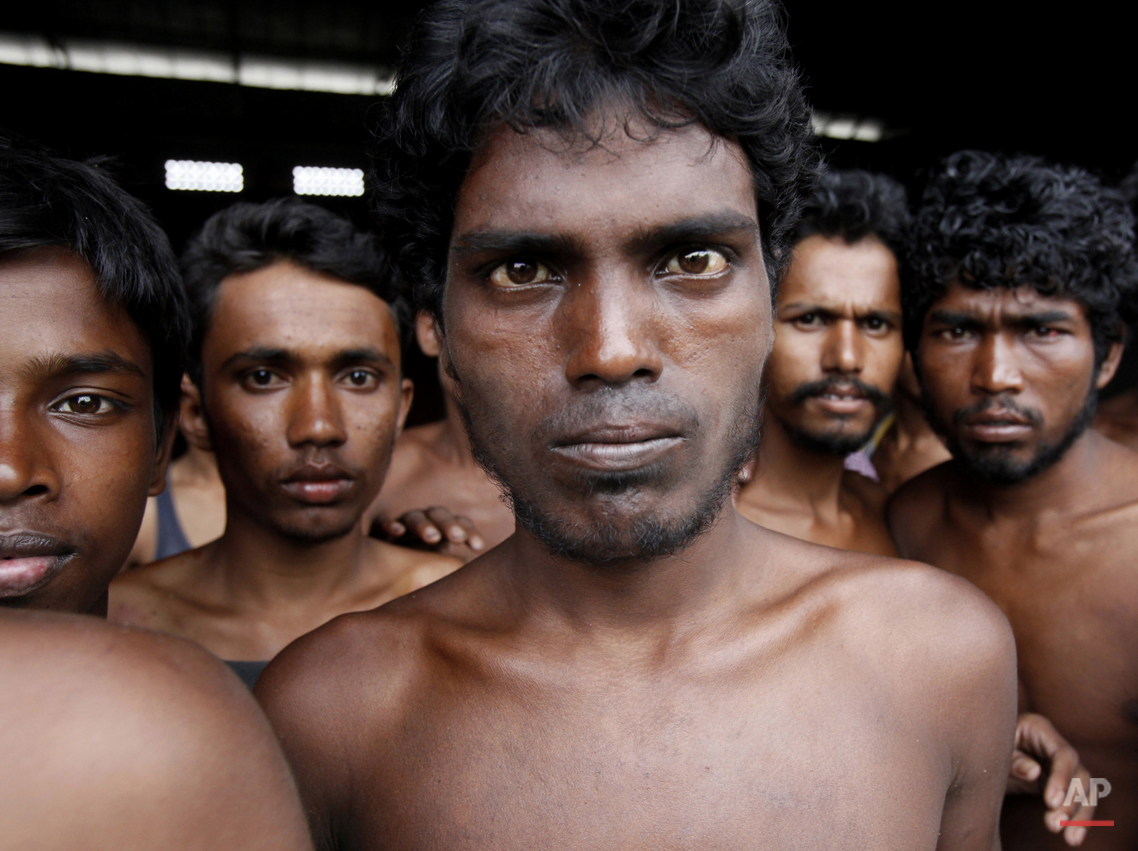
[751,529,1014,697]
[108,544,216,630]
[0,609,311,850]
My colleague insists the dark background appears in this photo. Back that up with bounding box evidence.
[3,1,1134,416]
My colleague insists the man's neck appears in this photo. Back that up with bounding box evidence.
[744,415,848,521]
[958,429,1107,519]
[498,503,755,643]
[208,506,373,607]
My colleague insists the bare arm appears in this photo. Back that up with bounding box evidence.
[933,582,1019,850]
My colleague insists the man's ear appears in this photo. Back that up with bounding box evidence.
[148,395,181,498]
[395,377,414,439]
[415,310,442,357]
[179,374,214,452]
[1095,334,1126,390]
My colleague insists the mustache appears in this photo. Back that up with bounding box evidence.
[951,396,1044,429]
[532,385,702,444]
[787,377,890,408]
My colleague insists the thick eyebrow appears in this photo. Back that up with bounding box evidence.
[781,302,902,323]
[1009,310,1076,327]
[450,231,585,258]
[927,308,1075,329]
[624,212,760,253]
[24,350,146,380]
[927,309,985,329]
[449,211,759,259]
[332,348,396,371]
[221,346,396,371]
[221,347,293,370]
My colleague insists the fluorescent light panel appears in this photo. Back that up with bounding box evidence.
[812,112,886,143]
[293,166,365,197]
[0,32,395,96]
[165,160,243,192]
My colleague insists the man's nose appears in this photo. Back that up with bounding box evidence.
[286,376,348,448]
[0,408,61,504]
[562,276,664,389]
[820,319,863,374]
[971,334,1024,394]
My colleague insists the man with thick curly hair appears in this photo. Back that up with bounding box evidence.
[891,150,1138,850]
[735,169,907,556]
[257,3,1021,848]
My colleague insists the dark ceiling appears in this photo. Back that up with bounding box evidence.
[4,0,1132,251]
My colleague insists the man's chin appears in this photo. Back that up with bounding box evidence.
[515,504,718,567]
[782,421,875,457]
[276,513,361,545]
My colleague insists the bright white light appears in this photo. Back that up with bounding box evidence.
[0,32,394,96]
[165,160,243,192]
[852,120,884,143]
[292,166,365,197]
[813,112,888,143]
[241,58,394,96]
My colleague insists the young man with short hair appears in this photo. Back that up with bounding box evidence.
[110,199,459,688]
[0,137,312,850]
[891,150,1138,850]
[736,169,906,555]
[257,3,1022,849]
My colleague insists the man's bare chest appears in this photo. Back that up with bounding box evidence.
[925,521,1138,745]
[343,667,950,850]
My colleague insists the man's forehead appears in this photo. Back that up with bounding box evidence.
[0,248,151,376]
[781,236,900,312]
[453,120,759,238]
[210,263,400,357]
[933,282,1088,319]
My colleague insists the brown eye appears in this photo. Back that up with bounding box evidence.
[344,369,376,388]
[489,259,553,287]
[71,394,100,414]
[53,394,112,415]
[665,249,728,276]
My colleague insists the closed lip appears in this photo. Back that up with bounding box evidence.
[0,532,76,598]
[279,464,356,504]
[550,424,684,471]
[966,409,1031,426]
[961,409,1033,442]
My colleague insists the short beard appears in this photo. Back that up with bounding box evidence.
[779,377,891,456]
[929,392,1098,486]
[453,368,764,567]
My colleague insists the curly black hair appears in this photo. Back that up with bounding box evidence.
[905,150,1138,363]
[370,0,820,321]
[795,168,909,260]
[0,133,189,442]
[181,197,408,383]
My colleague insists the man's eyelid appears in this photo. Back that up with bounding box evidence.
[241,367,288,385]
[49,392,121,415]
[658,245,734,274]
